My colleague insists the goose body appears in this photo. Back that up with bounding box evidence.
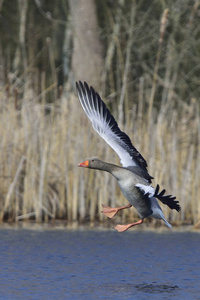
[76,81,180,232]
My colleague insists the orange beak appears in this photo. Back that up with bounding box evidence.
[78,160,89,167]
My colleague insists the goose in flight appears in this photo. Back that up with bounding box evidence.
[76,81,180,232]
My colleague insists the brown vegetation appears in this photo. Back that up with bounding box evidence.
[0,0,199,227]
[0,79,199,226]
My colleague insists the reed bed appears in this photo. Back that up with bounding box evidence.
[0,1,200,228]
[0,83,199,227]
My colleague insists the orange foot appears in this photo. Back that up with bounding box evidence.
[114,219,143,232]
[101,203,132,219]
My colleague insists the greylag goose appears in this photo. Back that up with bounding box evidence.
[76,81,180,232]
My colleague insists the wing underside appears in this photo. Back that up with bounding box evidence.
[136,183,180,211]
[76,81,151,180]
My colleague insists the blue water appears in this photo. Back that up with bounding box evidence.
[0,228,200,299]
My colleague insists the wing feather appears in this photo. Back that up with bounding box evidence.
[76,81,150,176]
[154,184,181,212]
[136,183,181,212]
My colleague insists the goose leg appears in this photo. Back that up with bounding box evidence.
[101,203,132,218]
[114,219,143,232]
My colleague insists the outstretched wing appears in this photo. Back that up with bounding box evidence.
[154,184,180,211]
[76,81,150,176]
[135,183,180,212]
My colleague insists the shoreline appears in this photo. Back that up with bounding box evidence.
[0,220,198,233]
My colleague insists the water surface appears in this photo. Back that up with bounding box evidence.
[0,228,199,299]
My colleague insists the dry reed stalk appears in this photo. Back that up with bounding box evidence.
[0,156,26,221]
[0,87,199,227]
[104,5,125,94]
[103,11,120,93]
[72,167,78,221]
[118,3,135,126]
[147,9,169,142]
[79,173,86,221]
[37,142,48,221]
[46,37,57,101]
[138,77,144,133]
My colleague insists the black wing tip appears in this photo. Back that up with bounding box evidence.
[154,184,181,212]
[75,81,79,92]
[76,81,98,103]
[75,80,83,88]
[148,175,154,184]
[76,81,83,95]
[76,80,103,105]
[76,81,92,92]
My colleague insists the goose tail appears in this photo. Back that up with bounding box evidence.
[162,217,172,228]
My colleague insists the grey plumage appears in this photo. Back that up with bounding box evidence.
[76,81,180,230]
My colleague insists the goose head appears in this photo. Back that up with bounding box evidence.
[78,158,106,170]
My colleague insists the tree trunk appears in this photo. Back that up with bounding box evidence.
[69,0,103,90]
